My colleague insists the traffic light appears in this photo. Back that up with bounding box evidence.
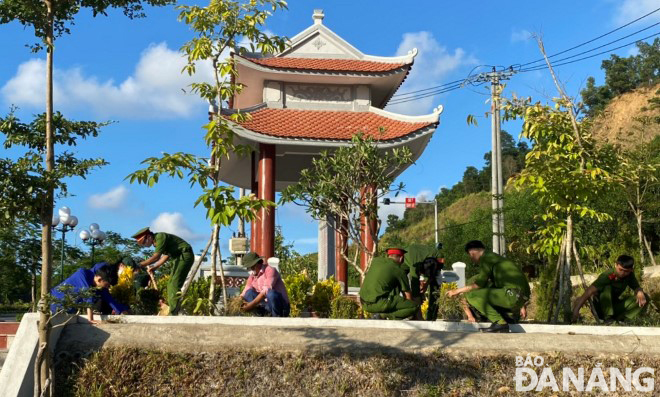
[383,198,391,205]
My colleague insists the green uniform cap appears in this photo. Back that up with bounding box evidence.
[131,227,151,239]
[122,256,137,268]
[241,251,263,268]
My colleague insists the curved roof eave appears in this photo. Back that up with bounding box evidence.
[224,120,439,149]
[235,55,411,77]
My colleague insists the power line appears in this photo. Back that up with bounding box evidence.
[388,83,463,105]
[519,31,660,73]
[520,6,660,67]
[391,78,466,98]
[519,23,660,71]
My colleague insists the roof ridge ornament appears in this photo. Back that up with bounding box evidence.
[433,105,444,115]
[312,9,324,25]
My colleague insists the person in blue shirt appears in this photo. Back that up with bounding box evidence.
[50,264,128,324]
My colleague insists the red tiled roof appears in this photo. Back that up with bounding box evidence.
[227,108,434,141]
[242,56,407,73]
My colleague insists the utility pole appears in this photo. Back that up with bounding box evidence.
[474,67,515,255]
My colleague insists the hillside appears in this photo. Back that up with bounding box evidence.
[384,85,660,246]
[382,191,490,244]
[591,82,660,148]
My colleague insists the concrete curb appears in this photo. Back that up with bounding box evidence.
[103,315,660,337]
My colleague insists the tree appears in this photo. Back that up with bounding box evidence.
[505,38,617,324]
[0,0,171,393]
[280,133,413,281]
[581,38,660,116]
[128,0,288,311]
[614,123,660,267]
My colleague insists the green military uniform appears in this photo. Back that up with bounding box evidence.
[403,244,441,298]
[153,232,194,313]
[359,257,419,320]
[465,252,530,325]
[591,270,648,321]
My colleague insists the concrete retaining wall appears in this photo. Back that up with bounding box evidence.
[0,314,73,397]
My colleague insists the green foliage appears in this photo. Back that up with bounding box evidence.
[330,296,361,319]
[504,97,617,257]
[180,276,220,316]
[283,271,313,317]
[310,277,341,317]
[130,288,160,315]
[127,0,288,229]
[0,0,173,52]
[275,227,318,280]
[434,282,463,321]
[581,38,660,116]
[0,111,108,226]
[281,133,413,275]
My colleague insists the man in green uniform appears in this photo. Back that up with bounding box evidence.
[572,255,648,323]
[447,240,530,333]
[403,244,444,320]
[132,227,194,315]
[359,248,419,320]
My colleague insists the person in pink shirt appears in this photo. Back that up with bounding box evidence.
[240,252,290,317]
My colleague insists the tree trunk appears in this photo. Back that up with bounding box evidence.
[208,224,219,312]
[636,210,646,267]
[643,235,657,267]
[560,215,574,323]
[216,233,228,311]
[37,1,56,394]
[180,237,213,300]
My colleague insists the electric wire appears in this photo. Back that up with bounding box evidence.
[520,6,660,67]
[519,23,660,71]
[519,31,660,73]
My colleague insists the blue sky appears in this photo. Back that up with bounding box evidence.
[1,0,658,257]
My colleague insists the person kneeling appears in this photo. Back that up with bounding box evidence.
[359,248,420,320]
[447,240,530,333]
[573,255,648,324]
[240,252,290,317]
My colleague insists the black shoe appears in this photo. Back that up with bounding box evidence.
[480,322,510,333]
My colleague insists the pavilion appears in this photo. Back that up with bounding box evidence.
[217,10,443,286]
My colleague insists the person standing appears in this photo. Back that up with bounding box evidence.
[359,248,419,320]
[132,227,194,315]
[447,240,530,333]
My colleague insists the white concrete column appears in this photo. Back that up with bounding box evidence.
[317,216,336,280]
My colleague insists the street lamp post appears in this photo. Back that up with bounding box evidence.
[79,223,106,265]
[382,198,439,245]
[51,206,79,283]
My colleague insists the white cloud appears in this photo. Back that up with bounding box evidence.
[1,42,214,119]
[151,212,204,242]
[386,31,477,115]
[613,0,660,25]
[88,185,129,209]
[511,29,532,43]
[294,237,318,245]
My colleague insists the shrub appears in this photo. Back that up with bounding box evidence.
[179,276,220,316]
[131,288,160,315]
[109,267,136,307]
[435,282,463,321]
[284,271,313,317]
[310,277,341,317]
[330,296,361,319]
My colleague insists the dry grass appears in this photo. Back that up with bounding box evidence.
[55,346,660,397]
